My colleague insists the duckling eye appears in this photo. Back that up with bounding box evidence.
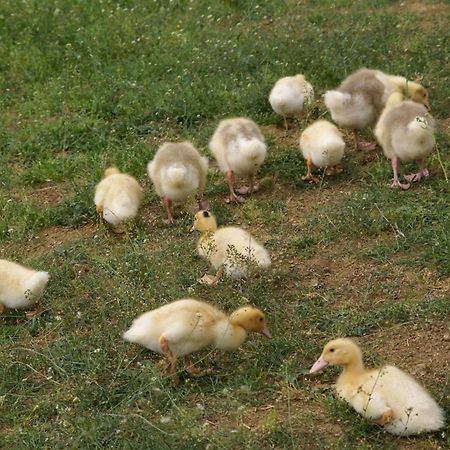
[259,317,263,322]
[329,348,335,352]
[202,211,209,218]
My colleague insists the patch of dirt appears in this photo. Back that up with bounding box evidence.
[388,1,450,16]
[25,224,96,257]
[13,182,72,208]
[359,320,450,390]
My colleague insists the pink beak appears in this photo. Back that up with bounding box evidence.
[260,327,272,339]
[309,355,329,373]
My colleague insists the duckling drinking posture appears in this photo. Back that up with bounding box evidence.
[324,68,430,151]
[299,120,345,182]
[269,74,314,129]
[94,167,143,233]
[148,142,208,224]
[0,259,49,316]
[191,210,271,285]
[375,92,435,189]
[123,298,271,381]
[209,118,266,203]
[310,338,445,436]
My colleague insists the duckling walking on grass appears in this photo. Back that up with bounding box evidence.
[375,92,435,190]
[269,74,314,130]
[0,259,49,316]
[191,210,271,285]
[299,120,345,183]
[94,167,143,233]
[310,338,445,436]
[123,298,271,382]
[148,142,208,224]
[324,68,430,151]
[209,118,266,203]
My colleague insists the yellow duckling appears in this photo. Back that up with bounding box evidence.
[94,167,143,233]
[0,259,49,316]
[310,338,445,436]
[123,298,271,381]
[299,120,345,182]
[269,74,314,129]
[191,210,271,285]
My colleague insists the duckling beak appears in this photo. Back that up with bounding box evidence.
[189,224,195,233]
[260,327,272,339]
[309,355,328,373]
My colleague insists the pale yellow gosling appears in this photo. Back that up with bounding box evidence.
[310,338,445,435]
[94,167,143,233]
[147,142,208,224]
[191,210,271,285]
[324,68,430,151]
[0,259,49,316]
[123,298,271,383]
[209,117,266,203]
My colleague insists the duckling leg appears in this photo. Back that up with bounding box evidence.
[163,197,175,225]
[225,171,245,203]
[390,156,410,190]
[353,129,376,151]
[159,335,178,379]
[199,267,224,286]
[25,304,44,318]
[0,304,5,315]
[283,116,288,131]
[183,357,214,376]
[404,158,429,183]
[374,408,394,426]
[237,175,260,195]
[302,156,319,183]
[96,204,104,226]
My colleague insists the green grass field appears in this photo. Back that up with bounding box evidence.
[1,0,449,448]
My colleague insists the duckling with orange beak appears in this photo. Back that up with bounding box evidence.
[310,338,444,435]
[123,298,271,383]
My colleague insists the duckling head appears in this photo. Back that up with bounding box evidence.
[191,210,218,233]
[310,338,362,373]
[406,82,430,111]
[104,167,121,177]
[230,306,272,338]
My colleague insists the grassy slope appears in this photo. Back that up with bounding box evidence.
[0,0,449,448]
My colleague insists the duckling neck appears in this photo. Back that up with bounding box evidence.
[213,319,247,351]
[341,358,365,379]
[198,230,214,247]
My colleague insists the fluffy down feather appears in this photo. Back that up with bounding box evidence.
[148,142,208,202]
[0,259,49,309]
[269,74,314,118]
[94,168,143,226]
[300,120,345,168]
[209,118,266,177]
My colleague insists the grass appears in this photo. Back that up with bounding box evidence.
[1,0,449,448]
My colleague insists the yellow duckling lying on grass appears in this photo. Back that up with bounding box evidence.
[123,298,271,382]
[310,338,445,436]
[94,167,143,233]
[191,210,271,285]
[0,259,49,316]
